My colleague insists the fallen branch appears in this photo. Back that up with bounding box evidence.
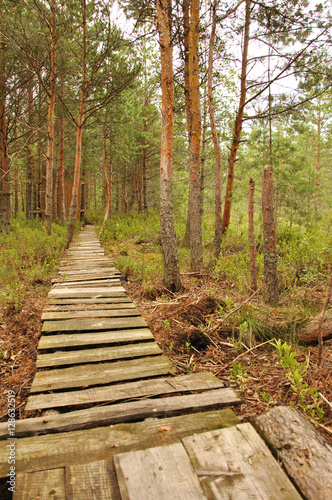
[319,392,332,411]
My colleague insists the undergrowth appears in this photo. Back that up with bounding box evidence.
[0,216,67,307]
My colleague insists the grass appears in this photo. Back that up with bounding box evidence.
[0,215,67,307]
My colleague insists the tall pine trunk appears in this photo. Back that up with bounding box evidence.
[248,178,257,291]
[222,0,251,235]
[208,0,222,258]
[156,0,181,291]
[188,0,203,271]
[45,0,57,234]
[26,83,34,219]
[99,127,110,235]
[0,34,10,228]
[66,0,86,246]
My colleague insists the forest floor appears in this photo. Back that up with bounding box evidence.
[0,273,331,446]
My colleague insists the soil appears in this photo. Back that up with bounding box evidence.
[0,275,331,448]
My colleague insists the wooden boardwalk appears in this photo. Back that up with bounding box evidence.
[0,226,303,499]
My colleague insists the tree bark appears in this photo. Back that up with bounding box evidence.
[297,308,332,345]
[45,0,57,234]
[256,406,332,500]
[0,33,10,228]
[222,0,251,235]
[26,83,34,220]
[248,178,257,291]
[208,0,222,258]
[99,127,110,235]
[315,97,321,214]
[188,0,203,271]
[156,0,181,292]
[59,115,66,225]
[262,165,278,304]
[66,0,87,246]
[13,163,18,218]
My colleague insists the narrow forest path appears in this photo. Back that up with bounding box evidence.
[0,226,303,499]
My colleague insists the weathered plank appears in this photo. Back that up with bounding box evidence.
[36,342,162,368]
[42,315,147,332]
[38,328,153,350]
[66,461,116,500]
[114,443,206,500]
[47,297,131,305]
[14,468,65,500]
[0,410,240,475]
[1,388,240,438]
[26,373,224,411]
[47,287,127,299]
[182,423,302,500]
[53,273,119,283]
[255,406,332,500]
[30,355,174,392]
[44,303,136,312]
[41,308,139,321]
[53,279,121,287]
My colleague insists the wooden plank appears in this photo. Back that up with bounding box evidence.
[14,468,65,500]
[53,274,120,283]
[114,443,206,500]
[38,328,153,350]
[53,279,121,287]
[182,423,302,500]
[1,388,240,438]
[0,409,239,475]
[44,303,136,312]
[30,355,174,392]
[256,406,332,500]
[26,373,224,411]
[41,308,139,321]
[47,287,126,299]
[36,342,162,368]
[47,297,131,305]
[66,461,116,500]
[42,316,147,333]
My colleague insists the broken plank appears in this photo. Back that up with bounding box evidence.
[41,308,139,321]
[14,468,66,500]
[114,443,206,500]
[36,342,162,368]
[66,460,116,500]
[30,355,174,392]
[182,423,301,500]
[38,328,154,350]
[42,315,147,333]
[2,388,239,438]
[255,406,332,500]
[0,410,240,475]
[26,373,224,411]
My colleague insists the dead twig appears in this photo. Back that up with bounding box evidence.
[217,338,277,374]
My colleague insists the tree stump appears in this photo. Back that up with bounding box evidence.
[255,406,332,499]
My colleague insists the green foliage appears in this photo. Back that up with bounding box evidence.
[273,339,324,421]
[0,217,66,306]
[230,361,248,391]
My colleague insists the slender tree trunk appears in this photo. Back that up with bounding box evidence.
[26,83,34,219]
[59,115,66,225]
[209,0,223,258]
[109,139,113,220]
[188,0,203,271]
[248,178,257,291]
[87,170,90,211]
[222,0,251,235]
[315,97,321,214]
[45,0,57,234]
[262,165,278,304]
[122,163,128,214]
[156,0,181,291]
[200,80,206,219]
[181,0,191,248]
[115,171,120,212]
[99,127,110,235]
[0,34,10,228]
[67,0,86,246]
[13,163,18,218]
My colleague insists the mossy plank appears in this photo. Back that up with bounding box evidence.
[41,308,139,321]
